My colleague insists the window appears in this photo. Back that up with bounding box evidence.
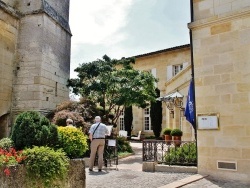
[167,62,188,81]
[173,64,183,76]
[119,110,125,130]
[144,108,152,131]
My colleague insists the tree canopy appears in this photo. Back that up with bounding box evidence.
[67,55,158,126]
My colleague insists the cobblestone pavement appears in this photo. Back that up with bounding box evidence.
[182,177,250,188]
[86,142,194,188]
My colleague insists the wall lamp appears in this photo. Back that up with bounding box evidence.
[157,91,184,118]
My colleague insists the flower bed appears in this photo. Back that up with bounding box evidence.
[0,159,86,188]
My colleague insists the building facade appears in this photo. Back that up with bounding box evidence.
[190,0,250,183]
[119,44,195,141]
[0,0,71,138]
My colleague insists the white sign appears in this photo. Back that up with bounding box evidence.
[108,139,116,147]
[198,114,219,130]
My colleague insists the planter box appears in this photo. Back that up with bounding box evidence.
[0,159,86,188]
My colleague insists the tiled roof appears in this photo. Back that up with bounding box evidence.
[134,44,190,58]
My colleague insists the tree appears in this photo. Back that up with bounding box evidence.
[67,55,157,126]
[150,88,162,138]
[124,106,133,136]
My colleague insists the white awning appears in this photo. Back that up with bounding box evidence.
[157,91,183,101]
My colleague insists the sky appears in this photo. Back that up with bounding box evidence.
[69,0,191,78]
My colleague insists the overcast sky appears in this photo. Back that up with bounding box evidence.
[69,0,191,78]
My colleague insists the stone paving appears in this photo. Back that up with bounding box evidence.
[86,142,194,188]
[182,177,250,188]
[86,142,250,188]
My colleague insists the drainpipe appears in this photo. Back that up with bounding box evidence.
[189,0,198,167]
[189,0,197,141]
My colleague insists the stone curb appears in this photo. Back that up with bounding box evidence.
[158,174,208,188]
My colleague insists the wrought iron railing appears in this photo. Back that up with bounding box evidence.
[142,140,197,166]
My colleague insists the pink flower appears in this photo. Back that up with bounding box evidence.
[4,168,11,176]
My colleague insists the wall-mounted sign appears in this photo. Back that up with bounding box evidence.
[197,113,219,130]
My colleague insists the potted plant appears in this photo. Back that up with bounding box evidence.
[162,128,172,144]
[170,128,183,147]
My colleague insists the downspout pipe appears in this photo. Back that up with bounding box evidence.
[189,0,198,167]
[189,0,197,140]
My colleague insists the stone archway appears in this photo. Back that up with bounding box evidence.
[0,113,10,139]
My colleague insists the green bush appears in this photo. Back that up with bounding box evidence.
[57,126,88,158]
[23,146,69,187]
[164,142,197,165]
[0,138,14,150]
[145,135,155,139]
[162,128,172,135]
[11,111,58,150]
[170,128,183,136]
[117,136,133,153]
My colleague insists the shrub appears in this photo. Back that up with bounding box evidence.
[145,135,155,139]
[53,98,99,122]
[11,111,58,150]
[57,126,88,158]
[0,138,14,150]
[117,137,133,153]
[52,110,85,127]
[164,142,197,165]
[162,128,172,135]
[170,128,183,136]
[23,146,69,187]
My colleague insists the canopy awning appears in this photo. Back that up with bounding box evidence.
[157,91,183,101]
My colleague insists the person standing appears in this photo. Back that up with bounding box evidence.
[66,118,75,127]
[88,116,109,172]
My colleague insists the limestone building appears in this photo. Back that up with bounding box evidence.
[190,0,250,183]
[0,0,71,138]
[118,44,195,141]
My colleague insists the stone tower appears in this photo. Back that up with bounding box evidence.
[0,0,71,138]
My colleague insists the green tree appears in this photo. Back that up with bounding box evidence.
[150,88,162,138]
[124,106,133,136]
[67,55,157,126]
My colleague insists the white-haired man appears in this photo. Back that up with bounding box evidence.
[88,116,109,172]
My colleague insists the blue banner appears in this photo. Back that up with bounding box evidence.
[184,79,196,130]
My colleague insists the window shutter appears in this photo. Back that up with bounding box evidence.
[151,68,157,87]
[183,62,188,68]
[167,65,172,81]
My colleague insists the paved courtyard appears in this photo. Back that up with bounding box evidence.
[86,142,193,188]
[86,142,250,188]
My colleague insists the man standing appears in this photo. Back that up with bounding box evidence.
[88,116,109,172]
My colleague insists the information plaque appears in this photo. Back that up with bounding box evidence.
[197,113,219,130]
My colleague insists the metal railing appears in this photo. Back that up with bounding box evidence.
[142,140,197,166]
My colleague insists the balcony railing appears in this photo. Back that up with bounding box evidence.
[142,140,197,166]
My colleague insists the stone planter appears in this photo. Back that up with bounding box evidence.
[0,159,86,188]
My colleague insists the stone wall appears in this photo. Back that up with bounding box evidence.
[0,0,71,135]
[12,12,71,113]
[190,0,250,183]
[130,45,192,137]
[0,6,19,137]
[0,159,85,188]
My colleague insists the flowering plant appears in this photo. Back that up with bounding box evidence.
[0,148,26,176]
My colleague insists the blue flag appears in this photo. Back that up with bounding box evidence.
[184,79,196,130]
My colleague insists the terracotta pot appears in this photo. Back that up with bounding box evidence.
[164,135,172,145]
[173,136,182,147]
